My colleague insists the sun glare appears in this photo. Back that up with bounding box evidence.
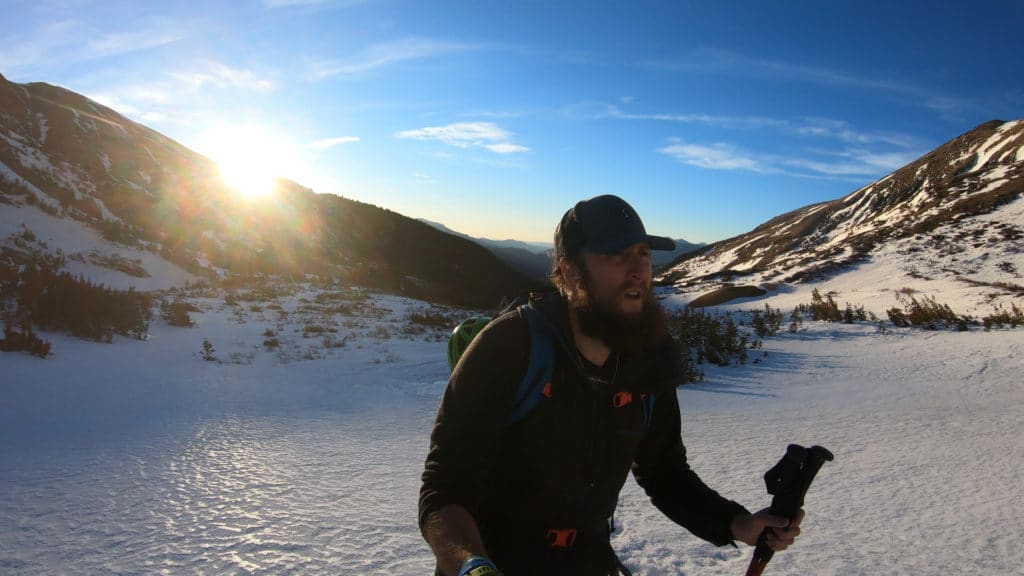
[219,158,276,199]
[196,124,300,200]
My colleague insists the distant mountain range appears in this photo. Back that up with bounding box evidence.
[0,73,539,308]
[419,218,704,280]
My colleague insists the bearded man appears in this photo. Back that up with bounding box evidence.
[419,195,802,576]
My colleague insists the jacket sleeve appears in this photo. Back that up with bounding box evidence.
[418,313,528,531]
[631,388,750,546]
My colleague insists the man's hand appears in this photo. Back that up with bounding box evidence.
[730,508,804,551]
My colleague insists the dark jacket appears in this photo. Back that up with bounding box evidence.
[419,292,748,575]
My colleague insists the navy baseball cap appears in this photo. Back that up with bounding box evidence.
[554,195,676,259]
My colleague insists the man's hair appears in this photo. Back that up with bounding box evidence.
[549,254,583,299]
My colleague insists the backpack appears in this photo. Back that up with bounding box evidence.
[449,293,656,427]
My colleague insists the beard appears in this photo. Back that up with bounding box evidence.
[572,271,667,352]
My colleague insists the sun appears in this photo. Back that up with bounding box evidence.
[218,156,276,200]
[196,124,297,200]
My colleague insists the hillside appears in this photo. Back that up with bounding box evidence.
[661,119,1024,315]
[0,73,537,309]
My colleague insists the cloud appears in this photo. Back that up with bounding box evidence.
[782,148,920,176]
[85,28,184,59]
[485,143,530,154]
[644,48,967,115]
[794,117,922,149]
[312,38,474,79]
[658,142,764,172]
[395,121,529,154]
[171,62,275,91]
[563,101,788,131]
[572,100,926,178]
[264,0,368,7]
[304,136,361,149]
[0,19,184,76]
[659,137,919,179]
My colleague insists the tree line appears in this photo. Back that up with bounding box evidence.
[1,255,152,356]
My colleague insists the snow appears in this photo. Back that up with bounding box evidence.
[0,160,62,212]
[36,113,49,143]
[0,203,196,291]
[2,285,1022,575]
[969,125,1022,174]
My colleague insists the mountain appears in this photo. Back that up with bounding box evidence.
[417,218,552,280]
[660,119,1024,313]
[651,239,703,268]
[419,218,703,279]
[0,73,538,308]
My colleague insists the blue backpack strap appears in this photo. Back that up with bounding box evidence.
[507,302,557,426]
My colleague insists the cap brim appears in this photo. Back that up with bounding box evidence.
[646,235,676,251]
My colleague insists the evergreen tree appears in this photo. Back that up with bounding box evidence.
[201,338,216,361]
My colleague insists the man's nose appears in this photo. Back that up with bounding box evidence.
[626,254,647,278]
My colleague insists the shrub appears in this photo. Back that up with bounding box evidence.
[887,294,973,331]
[789,308,803,333]
[408,307,455,330]
[798,289,842,322]
[666,307,763,379]
[0,323,51,358]
[751,304,784,337]
[161,299,197,327]
[981,303,1024,330]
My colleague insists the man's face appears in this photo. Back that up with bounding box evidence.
[580,242,653,318]
[567,242,662,352]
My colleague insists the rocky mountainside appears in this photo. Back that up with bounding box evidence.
[661,119,1024,312]
[0,73,537,308]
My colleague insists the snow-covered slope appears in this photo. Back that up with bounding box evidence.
[2,287,1021,575]
[662,119,1024,316]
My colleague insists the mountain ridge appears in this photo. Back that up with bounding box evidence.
[1,73,539,308]
[660,118,1024,314]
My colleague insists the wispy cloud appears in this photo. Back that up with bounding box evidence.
[780,148,921,177]
[171,62,275,91]
[85,28,185,59]
[563,101,788,131]
[658,141,766,172]
[312,38,475,79]
[263,0,369,7]
[304,136,361,149]
[395,121,529,154]
[0,19,184,76]
[572,100,926,178]
[81,61,278,132]
[658,138,917,179]
[644,48,966,116]
[569,101,925,148]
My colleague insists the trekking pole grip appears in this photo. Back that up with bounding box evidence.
[746,444,833,576]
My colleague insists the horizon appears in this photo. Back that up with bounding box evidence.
[3,0,1022,244]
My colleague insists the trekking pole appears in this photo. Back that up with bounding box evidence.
[745,444,833,576]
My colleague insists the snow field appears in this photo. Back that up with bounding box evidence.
[1,290,1022,575]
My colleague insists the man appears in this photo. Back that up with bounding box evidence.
[420,195,802,576]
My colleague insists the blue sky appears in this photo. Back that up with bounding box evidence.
[3,0,1022,244]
